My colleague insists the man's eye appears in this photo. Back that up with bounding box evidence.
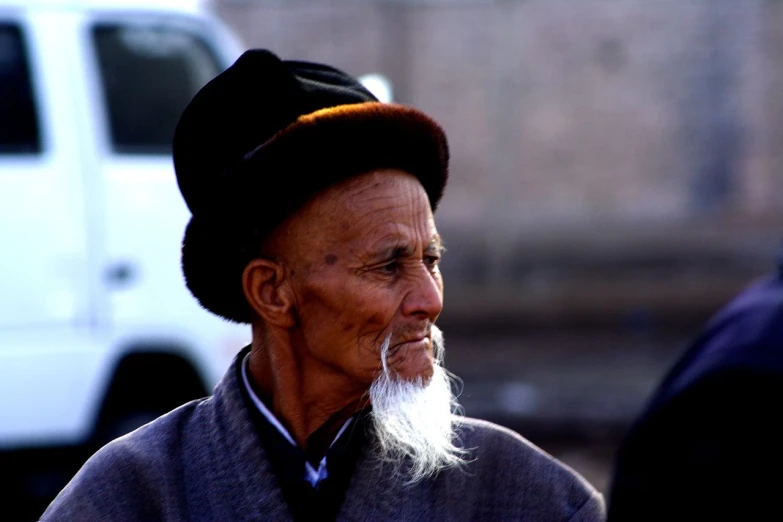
[378,261,399,274]
[424,255,441,268]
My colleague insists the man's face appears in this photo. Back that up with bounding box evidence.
[271,169,444,384]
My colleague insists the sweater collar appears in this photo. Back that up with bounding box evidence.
[207,346,427,521]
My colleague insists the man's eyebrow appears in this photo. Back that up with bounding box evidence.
[369,234,444,260]
[426,234,446,253]
[372,242,414,261]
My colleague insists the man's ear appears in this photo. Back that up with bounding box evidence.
[242,258,297,328]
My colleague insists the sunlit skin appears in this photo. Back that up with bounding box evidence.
[241,169,444,459]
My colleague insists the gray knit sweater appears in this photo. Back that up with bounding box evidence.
[43,354,605,521]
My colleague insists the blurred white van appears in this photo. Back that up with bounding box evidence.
[0,0,251,453]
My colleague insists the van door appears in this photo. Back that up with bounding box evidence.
[0,20,91,329]
[79,13,245,377]
[0,11,105,446]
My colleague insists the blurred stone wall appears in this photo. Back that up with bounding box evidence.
[214,0,783,229]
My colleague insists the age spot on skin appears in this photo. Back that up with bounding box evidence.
[325,254,338,266]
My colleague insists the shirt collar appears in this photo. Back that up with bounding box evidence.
[240,353,353,487]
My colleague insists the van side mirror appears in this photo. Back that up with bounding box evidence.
[358,73,393,103]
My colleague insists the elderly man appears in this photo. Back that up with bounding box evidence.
[44,50,604,521]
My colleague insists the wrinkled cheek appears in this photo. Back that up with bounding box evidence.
[353,299,396,349]
[354,297,393,329]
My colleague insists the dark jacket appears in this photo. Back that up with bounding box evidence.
[609,274,783,521]
[44,351,604,521]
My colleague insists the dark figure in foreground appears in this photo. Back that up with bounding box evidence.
[609,268,783,521]
[43,50,604,521]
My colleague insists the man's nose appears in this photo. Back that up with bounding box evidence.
[401,267,443,321]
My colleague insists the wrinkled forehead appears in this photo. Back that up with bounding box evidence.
[273,170,437,258]
[323,170,429,212]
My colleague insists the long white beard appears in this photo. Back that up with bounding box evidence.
[368,325,468,484]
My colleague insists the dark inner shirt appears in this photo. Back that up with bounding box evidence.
[235,354,369,522]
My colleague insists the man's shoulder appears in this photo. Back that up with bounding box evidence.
[103,396,212,460]
[456,416,530,444]
[700,276,783,363]
[42,398,212,520]
[455,417,581,476]
[449,417,605,520]
[644,277,783,412]
[456,416,554,461]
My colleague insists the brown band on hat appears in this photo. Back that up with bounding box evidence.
[240,102,448,215]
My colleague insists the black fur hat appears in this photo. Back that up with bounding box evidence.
[173,49,449,323]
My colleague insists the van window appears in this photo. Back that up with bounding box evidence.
[93,24,222,154]
[0,23,41,154]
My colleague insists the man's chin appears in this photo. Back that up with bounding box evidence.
[388,345,434,382]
